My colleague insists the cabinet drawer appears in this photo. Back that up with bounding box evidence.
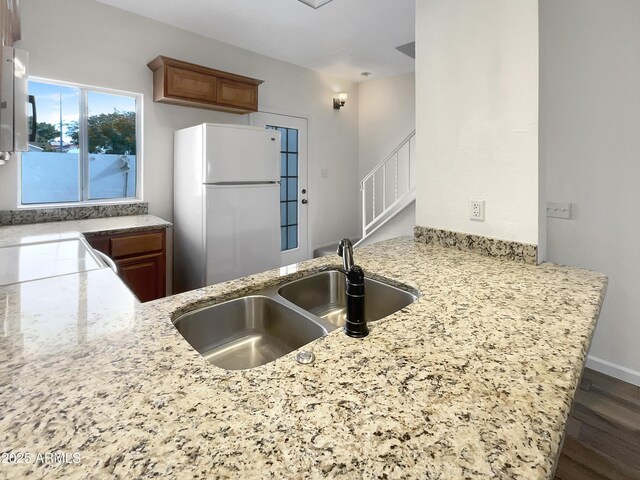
[166,66,217,103]
[217,78,258,110]
[110,232,164,259]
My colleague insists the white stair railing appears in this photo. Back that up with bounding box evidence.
[360,130,416,239]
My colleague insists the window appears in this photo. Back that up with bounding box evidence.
[267,125,298,251]
[21,79,141,205]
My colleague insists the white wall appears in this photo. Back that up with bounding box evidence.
[541,0,640,385]
[358,73,415,179]
[357,72,416,240]
[415,0,540,246]
[10,0,360,252]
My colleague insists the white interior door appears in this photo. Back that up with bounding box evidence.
[251,112,309,266]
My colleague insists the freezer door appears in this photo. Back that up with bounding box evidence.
[204,124,280,183]
[204,184,280,285]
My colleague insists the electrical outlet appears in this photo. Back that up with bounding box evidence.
[470,199,485,221]
[546,202,572,219]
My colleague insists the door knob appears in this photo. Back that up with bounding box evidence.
[301,199,308,205]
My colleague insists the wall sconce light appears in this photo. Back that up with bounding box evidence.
[333,92,348,110]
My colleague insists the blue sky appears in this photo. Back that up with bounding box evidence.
[30,80,136,142]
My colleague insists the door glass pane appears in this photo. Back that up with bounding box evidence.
[287,178,298,202]
[21,81,80,204]
[287,226,298,250]
[268,125,299,252]
[287,129,298,152]
[87,91,137,200]
[277,127,286,152]
[287,153,298,176]
[287,201,297,226]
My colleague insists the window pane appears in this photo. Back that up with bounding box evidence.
[87,91,137,200]
[287,128,298,153]
[277,127,286,152]
[287,154,298,177]
[287,226,298,249]
[287,178,297,202]
[21,80,139,205]
[280,203,286,227]
[280,179,287,202]
[281,227,287,251]
[22,81,80,204]
[21,152,80,204]
[280,153,287,177]
[287,201,297,226]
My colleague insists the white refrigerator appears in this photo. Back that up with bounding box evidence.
[174,123,281,293]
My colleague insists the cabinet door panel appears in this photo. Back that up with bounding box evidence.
[166,66,217,103]
[116,253,164,303]
[217,79,258,110]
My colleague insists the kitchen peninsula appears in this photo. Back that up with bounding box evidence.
[0,230,606,479]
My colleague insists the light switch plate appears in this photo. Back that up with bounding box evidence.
[546,202,572,219]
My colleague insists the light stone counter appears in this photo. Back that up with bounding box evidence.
[0,214,171,247]
[0,237,607,479]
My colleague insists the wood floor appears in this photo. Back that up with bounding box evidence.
[554,368,640,480]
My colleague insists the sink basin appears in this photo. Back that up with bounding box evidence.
[277,270,419,327]
[173,295,328,370]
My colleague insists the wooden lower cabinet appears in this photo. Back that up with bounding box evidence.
[86,229,166,302]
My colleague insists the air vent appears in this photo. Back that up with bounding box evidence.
[297,0,334,8]
[395,41,415,59]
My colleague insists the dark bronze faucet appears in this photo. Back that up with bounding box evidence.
[337,238,368,338]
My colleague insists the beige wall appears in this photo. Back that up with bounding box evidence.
[358,72,415,179]
[357,72,416,241]
[415,0,540,246]
[541,0,640,385]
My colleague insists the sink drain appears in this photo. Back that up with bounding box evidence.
[295,351,315,365]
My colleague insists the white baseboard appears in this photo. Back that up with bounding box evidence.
[586,355,640,387]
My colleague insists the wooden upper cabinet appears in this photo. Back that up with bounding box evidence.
[217,78,258,111]
[147,56,263,114]
[166,66,217,103]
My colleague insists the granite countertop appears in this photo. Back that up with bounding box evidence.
[0,237,607,479]
[0,214,171,247]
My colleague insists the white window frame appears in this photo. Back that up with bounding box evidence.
[19,76,143,207]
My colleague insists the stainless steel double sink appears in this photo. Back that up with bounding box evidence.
[173,270,420,370]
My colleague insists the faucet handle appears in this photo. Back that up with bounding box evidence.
[337,238,352,257]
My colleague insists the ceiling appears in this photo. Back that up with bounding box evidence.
[94,0,415,83]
